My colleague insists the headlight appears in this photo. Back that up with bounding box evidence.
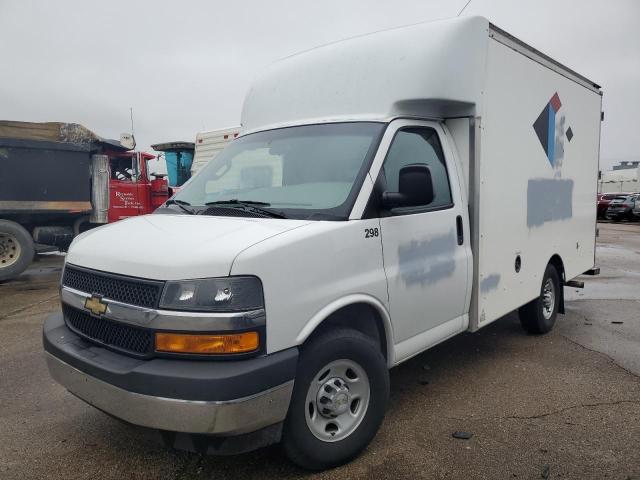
[159,276,264,312]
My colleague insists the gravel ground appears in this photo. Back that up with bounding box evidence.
[1,223,639,480]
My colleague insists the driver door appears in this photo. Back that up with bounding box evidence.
[108,155,144,222]
[370,120,471,362]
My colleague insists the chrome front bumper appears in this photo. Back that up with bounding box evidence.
[46,352,294,435]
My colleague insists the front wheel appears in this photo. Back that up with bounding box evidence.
[519,264,561,334]
[282,328,389,470]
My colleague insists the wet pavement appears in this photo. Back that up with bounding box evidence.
[1,224,639,479]
[563,222,640,376]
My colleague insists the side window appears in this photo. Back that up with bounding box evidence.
[382,127,453,210]
[110,157,136,182]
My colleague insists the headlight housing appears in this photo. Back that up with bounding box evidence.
[159,276,264,312]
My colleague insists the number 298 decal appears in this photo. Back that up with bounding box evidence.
[364,227,379,238]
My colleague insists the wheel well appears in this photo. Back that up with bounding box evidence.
[548,254,566,314]
[305,303,388,361]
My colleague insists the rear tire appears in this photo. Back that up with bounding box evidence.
[0,220,35,281]
[519,264,561,334]
[282,328,389,470]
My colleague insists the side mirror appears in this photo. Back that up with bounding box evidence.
[382,164,434,209]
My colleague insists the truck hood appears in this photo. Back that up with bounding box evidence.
[66,214,312,280]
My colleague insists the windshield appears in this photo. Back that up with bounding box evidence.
[173,122,384,220]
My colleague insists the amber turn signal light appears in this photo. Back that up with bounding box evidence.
[155,331,259,354]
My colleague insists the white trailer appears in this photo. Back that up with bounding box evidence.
[45,16,601,470]
[191,126,240,175]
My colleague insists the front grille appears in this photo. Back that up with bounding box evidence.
[63,265,164,308]
[63,305,153,357]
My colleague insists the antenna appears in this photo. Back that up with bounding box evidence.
[457,0,472,16]
[129,107,135,136]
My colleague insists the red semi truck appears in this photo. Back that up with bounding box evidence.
[0,121,170,281]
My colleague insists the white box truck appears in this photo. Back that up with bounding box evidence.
[191,126,241,175]
[44,16,601,469]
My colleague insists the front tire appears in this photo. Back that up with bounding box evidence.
[519,264,561,334]
[282,328,389,470]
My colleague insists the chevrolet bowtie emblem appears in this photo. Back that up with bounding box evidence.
[84,295,108,316]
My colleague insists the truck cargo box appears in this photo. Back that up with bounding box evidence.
[0,121,130,215]
[0,137,92,214]
[445,26,601,329]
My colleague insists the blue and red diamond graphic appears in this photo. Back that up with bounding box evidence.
[533,92,573,167]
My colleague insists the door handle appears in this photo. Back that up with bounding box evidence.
[456,215,464,245]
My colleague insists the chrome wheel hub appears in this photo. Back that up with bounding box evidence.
[542,278,555,320]
[0,233,21,268]
[305,359,370,442]
[317,378,351,417]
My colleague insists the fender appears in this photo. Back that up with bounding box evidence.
[294,293,395,367]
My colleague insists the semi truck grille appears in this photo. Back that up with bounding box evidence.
[63,305,153,357]
[62,266,164,309]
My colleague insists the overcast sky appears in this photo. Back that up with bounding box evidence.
[1,0,638,172]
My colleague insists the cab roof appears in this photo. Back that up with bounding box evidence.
[241,16,490,134]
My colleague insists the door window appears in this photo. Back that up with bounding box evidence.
[110,157,137,182]
[381,127,453,211]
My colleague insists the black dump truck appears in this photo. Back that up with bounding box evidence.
[0,121,168,281]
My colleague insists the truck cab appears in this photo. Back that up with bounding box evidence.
[106,151,169,222]
[43,16,602,470]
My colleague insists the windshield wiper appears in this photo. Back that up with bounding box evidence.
[165,199,196,215]
[203,199,287,219]
[205,199,271,206]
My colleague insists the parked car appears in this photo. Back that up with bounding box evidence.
[633,195,640,219]
[606,194,639,221]
[598,193,632,219]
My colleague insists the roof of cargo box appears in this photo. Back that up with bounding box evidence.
[0,120,130,151]
[240,16,600,134]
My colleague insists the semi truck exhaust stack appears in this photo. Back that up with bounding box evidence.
[90,154,109,224]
